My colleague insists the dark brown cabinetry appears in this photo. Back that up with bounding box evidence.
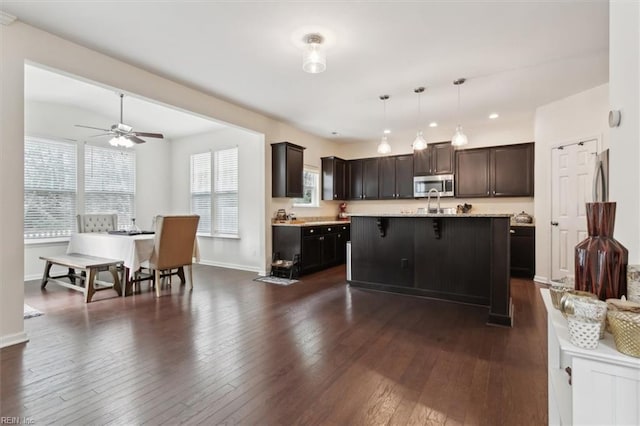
[455,142,534,198]
[413,142,455,176]
[348,158,379,200]
[272,142,305,198]
[510,226,535,278]
[321,156,347,200]
[379,155,414,199]
[273,223,350,275]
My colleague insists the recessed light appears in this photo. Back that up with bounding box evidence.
[429,122,438,128]
[489,113,499,120]
[383,129,391,134]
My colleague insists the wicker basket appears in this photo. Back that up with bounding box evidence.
[607,311,640,358]
[550,285,570,310]
[567,315,601,349]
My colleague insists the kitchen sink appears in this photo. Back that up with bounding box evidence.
[426,207,457,215]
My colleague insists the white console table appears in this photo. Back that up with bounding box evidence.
[542,289,640,425]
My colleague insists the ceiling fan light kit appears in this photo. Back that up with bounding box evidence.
[75,93,164,148]
[302,33,326,74]
[451,78,469,148]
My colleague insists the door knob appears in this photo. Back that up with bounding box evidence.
[551,221,559,226]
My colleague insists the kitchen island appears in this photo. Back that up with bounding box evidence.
[348,213,512,326]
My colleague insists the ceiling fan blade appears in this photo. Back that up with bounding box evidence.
[133,132,164,139]
[88,133,113,138]
[127,135,147,144]
[75,124,111,132]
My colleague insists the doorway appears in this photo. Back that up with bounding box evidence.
[550,139,598,281]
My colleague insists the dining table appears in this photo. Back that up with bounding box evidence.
[66,231,200,295]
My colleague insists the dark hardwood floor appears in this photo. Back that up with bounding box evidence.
[1,265,548,425]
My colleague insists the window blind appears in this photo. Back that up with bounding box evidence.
[191,152,212,234]
[85,145,136,229]
[24,138,77,239]
[214,147,238,236]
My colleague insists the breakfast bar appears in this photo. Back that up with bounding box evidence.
[348,213,513,326]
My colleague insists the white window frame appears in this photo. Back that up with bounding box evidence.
[293,167,320,208]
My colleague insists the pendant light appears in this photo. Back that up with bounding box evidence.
[412,87,427,151]
[451,78,468,147]
[377,95,391,154]
[302,33,326,74]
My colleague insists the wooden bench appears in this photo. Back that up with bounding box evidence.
[40,254,123,302]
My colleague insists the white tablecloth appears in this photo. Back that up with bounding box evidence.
[67,233,156,271]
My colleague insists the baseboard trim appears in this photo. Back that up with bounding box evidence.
[0,331,29,348]
[534,275,549,285]
[24,273,42,282]
[197,260,262,274]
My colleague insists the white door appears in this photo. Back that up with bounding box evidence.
[551,139,598,281]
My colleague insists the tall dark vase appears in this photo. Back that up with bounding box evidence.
[575,202,628,301]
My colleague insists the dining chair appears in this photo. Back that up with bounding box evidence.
[148,215,200,297]
[76,213,118,233]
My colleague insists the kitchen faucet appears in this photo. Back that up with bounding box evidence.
[427,188,440,214]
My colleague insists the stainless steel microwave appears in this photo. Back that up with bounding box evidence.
[413,174,455,198]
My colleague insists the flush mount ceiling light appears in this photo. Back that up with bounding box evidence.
[412,87,428,151]
[377,95,392,154]
[489,113,499,120]
[302,33,326,73]
[429,122,438,128]
[451,78,468,147]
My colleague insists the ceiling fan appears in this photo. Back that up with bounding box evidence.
[75,93,164,147]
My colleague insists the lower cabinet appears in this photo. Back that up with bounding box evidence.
[510,226,535,278]
[543,289,640,426]
[273,223,350,275]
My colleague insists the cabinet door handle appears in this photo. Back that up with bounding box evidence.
[309,229,314,233]
[551,221,559,226]
[319,236,324,241]
[510,229,516,234]
[487,191,490,195]
[335,194,337,198]
[493,190,496,195]
[327,228,331,231]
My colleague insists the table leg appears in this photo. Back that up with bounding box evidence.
[124,267,132,296]
[41,261,52,289]
[110,265,122,297]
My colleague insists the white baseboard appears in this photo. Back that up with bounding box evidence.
[534,275,549,285]
[0,331,29,348]
[24,273,42,282]
[197,260,263,275]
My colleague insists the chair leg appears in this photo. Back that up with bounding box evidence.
[155,269,162,297]
[41,261,53,289]
[188,265,193,290]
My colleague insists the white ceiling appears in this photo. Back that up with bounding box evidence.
[4,1,609,143]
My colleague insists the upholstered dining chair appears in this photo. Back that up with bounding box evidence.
[148,215,199,297]
[77,213,118,233]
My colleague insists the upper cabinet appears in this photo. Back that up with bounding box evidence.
[347,158,379,200]
[321,156,347,200]
[455,142,534,198]
[379,155,414,199]
[413,142,455,176]
[272,142,305,198]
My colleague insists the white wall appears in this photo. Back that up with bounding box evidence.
[533,84,610,283]
[0,21,338,347]
[170,127,265,272]
[336,115,536,216]
[609,1,640,264]
[22,101,172,280]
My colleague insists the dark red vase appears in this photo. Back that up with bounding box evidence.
[575,202,628,300]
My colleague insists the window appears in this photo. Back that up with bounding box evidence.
[190,148,239,237]
[84,145,136,229]
[24,137,77,239]
[190,152,211,234]
[213,147,238,236]
[293,168,320,207]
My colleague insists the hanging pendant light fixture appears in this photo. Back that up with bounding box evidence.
[412,87,428,151]
[451,78,468,147]
[377,95,392,154]
[302,33,326,74]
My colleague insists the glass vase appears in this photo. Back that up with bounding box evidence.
[575,202,628,301]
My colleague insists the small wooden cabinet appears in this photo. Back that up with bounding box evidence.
[413,141,455,176]
[272,142,305,198]
[321,156,347,200]
[348,158,379,200]
[455,142,534,198]
[273,223,350,275]
[510,226,535,278]
[379,154,414,199]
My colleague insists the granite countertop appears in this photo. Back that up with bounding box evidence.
[510,221,535,227]
[272,220,350,227]
[348,213,512,218]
